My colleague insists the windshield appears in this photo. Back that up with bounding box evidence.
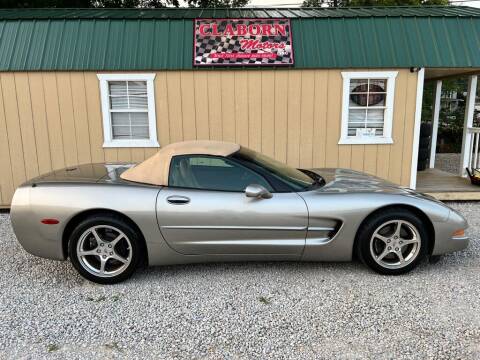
[233,147,315,191]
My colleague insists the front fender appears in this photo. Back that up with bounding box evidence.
[299,191,450,262]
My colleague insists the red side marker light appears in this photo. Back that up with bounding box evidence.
[41,218,59,225]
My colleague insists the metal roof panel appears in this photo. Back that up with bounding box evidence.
[0,8,479,70]
[0,6,479,20]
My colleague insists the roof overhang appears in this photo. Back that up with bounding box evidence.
[425,68,480,81]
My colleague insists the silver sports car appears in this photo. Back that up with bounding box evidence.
[11,140,469,284]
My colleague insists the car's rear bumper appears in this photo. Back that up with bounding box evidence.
[11,187,66,261]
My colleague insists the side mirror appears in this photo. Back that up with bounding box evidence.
[245,184,273,199]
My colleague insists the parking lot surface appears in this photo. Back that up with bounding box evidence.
[0,202,479,359]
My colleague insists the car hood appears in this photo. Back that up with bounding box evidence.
[310,168,417,195]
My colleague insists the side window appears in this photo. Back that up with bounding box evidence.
[169,155,273,192]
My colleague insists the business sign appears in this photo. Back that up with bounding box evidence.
[193,19,294,66]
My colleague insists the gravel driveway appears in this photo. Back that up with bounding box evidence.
[1,203,479,359]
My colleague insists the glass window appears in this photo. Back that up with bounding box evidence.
[233,147,314,191]
[340,72,397,145]
[169,155,273,192]
[98,74,159,148]
[348,79,387,137]
[109,81,149,140]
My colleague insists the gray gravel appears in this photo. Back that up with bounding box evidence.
[435,153,461,175]
[0,203,479,359]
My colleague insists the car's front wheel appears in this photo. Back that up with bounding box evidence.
[68,214,142,284]
[356,209,429,275]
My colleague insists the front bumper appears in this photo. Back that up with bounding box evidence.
[431,210,469,255]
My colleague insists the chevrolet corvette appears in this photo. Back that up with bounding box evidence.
[11,140,469,284]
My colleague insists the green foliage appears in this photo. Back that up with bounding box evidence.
[258,296,272,304]
[94,0,178,7]
[85,295,107,302]
[347,0,449,5]
[302,0,449,6]
[423,77,468,153]
[0,0,91,7]
[302,0,327,6]
[47,343,60,352]
[187,0,249,7]
[0,0,250,8]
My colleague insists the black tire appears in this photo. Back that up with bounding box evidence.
[356,208,429,275]
[420,122,432,137]
[68,214,143,284]
[419,137,431,149]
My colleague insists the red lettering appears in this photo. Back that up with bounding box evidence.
[199,24,210,36]
[248,24,261,35]
[274,24,286,36]
[224,24,235,36]
[261,24,273,36]
[198,21,289,39]
[211,23,220,36]
[236,24,247,36]
[240,39,259,49]
[240,39,287,50]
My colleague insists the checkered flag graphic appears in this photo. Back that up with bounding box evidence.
[194,19,294,66]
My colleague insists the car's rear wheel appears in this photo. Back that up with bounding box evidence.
[68,215,142,284]
[356,209,429,275]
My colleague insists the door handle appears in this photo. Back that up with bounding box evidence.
[167,195,190,205]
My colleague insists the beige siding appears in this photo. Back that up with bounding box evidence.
[0,69,418,207]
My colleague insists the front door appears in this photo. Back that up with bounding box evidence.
[155,155,308,256]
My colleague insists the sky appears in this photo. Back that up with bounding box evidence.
[248,0,480,7]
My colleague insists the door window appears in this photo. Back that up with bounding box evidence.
[169,155,273,192]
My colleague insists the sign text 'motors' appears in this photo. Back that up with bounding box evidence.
[194,19,294,66]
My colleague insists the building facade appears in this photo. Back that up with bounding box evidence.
[0,7,479,207]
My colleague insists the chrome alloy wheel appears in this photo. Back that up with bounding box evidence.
[76,225,132,278]
[369,220,421,270]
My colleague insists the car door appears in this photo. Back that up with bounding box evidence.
[156,155,308,256]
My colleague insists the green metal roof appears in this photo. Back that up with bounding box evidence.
[0,6,478,19]
[0,6,478,70]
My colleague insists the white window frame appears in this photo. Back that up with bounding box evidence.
[98,73,159,148]
[339,71,398,145]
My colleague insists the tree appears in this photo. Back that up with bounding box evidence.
[0,0,92,7]
[347,0,448,5]
[0,0,177,7]
[422,78,469,153]
[94,0,177,7]
[302,0,340,6]
[302,0,448,7]
[0,0,250,8]
[187,0,249,7]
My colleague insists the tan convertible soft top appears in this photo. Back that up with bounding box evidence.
[120,140,240,185]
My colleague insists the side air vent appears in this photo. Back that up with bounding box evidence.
[306,221,343,246]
